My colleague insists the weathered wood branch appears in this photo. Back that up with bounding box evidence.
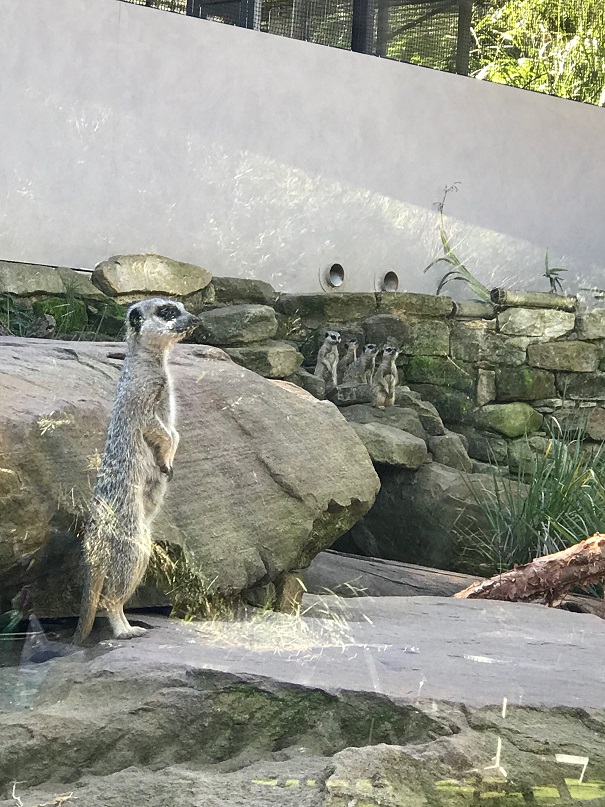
[454,534,605,609]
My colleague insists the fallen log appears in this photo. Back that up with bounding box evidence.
[454,534,605,611]
[490,288,578,311]
[303,548,605,618]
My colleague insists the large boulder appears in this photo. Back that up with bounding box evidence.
[340,462,520,570]
[225,340,303,378]
[349,423,428,468]
[92,254,212,297]
[0,340,379,616]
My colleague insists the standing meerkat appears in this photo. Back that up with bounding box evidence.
[372,345,400,409]
[344,343,379,384]
[337,338,358,384]
[314,330,341,388]
[73,298,199,645]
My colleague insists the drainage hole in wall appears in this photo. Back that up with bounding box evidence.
[326,263,345,288]
[381,271,399,292]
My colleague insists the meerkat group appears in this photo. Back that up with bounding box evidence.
[314,332,400,408]
[73,298,198,645]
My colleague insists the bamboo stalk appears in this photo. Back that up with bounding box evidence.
[490,288,578,312]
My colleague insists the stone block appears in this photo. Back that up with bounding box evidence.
[496,366,556,402]
[212,276,277,306]
[455,426,508,465]
[557,372,605,400]
[497,307,575,339]
[362,314,409,346]
[427,432,473,472]
[92,254,212,297]
[276,293,378,325]
[286,368,325,399]
[196,304,278,346]
[350,422,428,468]
[331,383,372,406]
[474,402,543,438]
[576,309,605,340]
[395,389,446,435]
[587,406,605,441]
[225,340,303,378]
[401,320,450,356]
[341,404,426,440]
[408,384,474,425]
[0,260,66,296]
[452,300,496,319]
[528,341,599,372]
[406,356,474,393]
[507,436,551,473]
[476,369,496,406]
[451,321,529,366]
[377,291,454,318]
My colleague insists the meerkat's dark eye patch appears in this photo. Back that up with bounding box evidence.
[129,307,143,333]
[156,304,180,321]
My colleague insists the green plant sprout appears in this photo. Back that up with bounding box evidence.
[543,249,567,294]
[424,183,492,302]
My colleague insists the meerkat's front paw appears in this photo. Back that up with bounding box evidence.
[159,464,174,481]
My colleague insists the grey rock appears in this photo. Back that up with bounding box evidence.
[507,435,551,473]
[395,388,446,435]
[377,291,454,318]
[496,366,556,402]
[212,276,277,306]
[341,404,426,440]
[587,406,605,441]
[576,308,605,340]
[497,307,575,339]
[455,426,508,465]
[406,356,475,393]
[331,382,372,406]
[286,367,325,399]
[92,253,212,297]
[528,340,600,372]
[0,340,378,616]
[196,304,278,345]
[408,384,475,426]
[401,319,450,356]
[361,314,409,346]
[276,293,378,326]
[474,402,543,438]
[225,340,303,378]
[476,368,496,406]
[350,422,428,468]
[4,600,605,806]
[428,432,473,472]
[557,371,605,400]
[346,462,524,569]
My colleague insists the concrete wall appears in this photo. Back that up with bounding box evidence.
[1,0,604,294]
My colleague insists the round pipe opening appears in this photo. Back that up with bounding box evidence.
[326,263,345,288]
[381,271,399,292]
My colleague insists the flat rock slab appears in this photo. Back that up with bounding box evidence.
[3,597,605,804]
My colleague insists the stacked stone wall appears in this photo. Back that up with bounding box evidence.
[2,257,605,476]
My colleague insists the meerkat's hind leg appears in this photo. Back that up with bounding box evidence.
[108,607,148,639]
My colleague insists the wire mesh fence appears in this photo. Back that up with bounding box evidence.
[120,0,472,73]
[119,0,605,102]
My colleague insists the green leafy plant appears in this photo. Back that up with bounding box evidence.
[455,421,605,577]
[543,249,567,294]
[424,183,492,302]
[471,0,605,106]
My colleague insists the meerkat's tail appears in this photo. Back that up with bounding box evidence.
[72,572,105,645]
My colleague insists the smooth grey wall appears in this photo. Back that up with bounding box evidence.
[1,0,604,295]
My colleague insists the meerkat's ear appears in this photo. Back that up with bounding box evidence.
[129,307,143,333]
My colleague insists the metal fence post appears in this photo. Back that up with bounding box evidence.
[351,0,375,54]
[455,0,473,75]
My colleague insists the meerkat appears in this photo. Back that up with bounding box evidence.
[337,338,358,384]
[372,345,400,409]
[73,298,199,645]
[314,330,341,388]
[344,343,379,384]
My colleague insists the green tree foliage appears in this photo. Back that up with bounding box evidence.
[470,0,605,105]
